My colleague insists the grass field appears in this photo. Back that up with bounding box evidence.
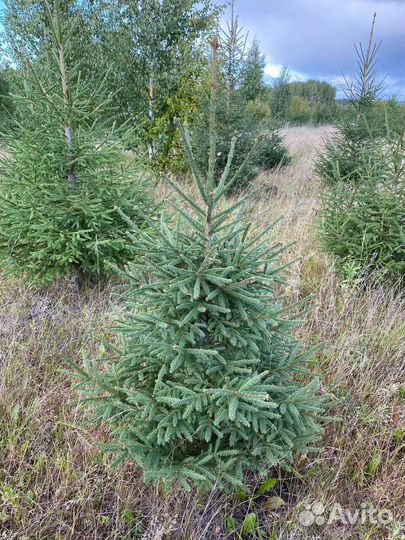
[1,126,404,540]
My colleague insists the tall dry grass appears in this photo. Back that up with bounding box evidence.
[0,126,404,540]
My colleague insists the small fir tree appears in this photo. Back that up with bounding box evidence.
[0,0,153,284]
[193,4,290,192]
[316,16,405,284]
[239,39,266,103]
[315,14,387,184]
[73,39,327,491]
[318,140,405,283]
[221,0,248,110]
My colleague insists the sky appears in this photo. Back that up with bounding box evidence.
[0,0,403,98]
[218,0,405,99]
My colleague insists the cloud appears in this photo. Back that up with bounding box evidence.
[264,63,283,79]
[218,0,405,98]
[263,63,307,85]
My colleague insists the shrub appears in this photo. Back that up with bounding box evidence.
[0,3,153,285]
[73,40,327,491]
[289,95,310,124]
[318,149,405,283]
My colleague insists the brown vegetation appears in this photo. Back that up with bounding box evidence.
[1,126,404,539]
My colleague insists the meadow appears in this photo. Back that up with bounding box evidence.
[1,126,404,540]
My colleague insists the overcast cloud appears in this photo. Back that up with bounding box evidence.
[218,0,405,98]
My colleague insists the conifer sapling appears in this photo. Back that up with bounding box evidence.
[193,3,290,192]
[0,0,152,284]
[74,38,328,490]
[315,14,387,184]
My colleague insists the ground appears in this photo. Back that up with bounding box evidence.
[0,126,404,540]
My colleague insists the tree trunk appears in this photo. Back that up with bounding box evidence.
[148,69,155,160]
[58,32,76,189]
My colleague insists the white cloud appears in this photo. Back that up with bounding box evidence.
[264,63,283,78]
[264,63,311,85]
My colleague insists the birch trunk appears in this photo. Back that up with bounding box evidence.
[58,33,76,189]
[148,69,155,160]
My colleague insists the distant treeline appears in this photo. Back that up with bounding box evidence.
[264,74,404,126]
[266,77,337,124]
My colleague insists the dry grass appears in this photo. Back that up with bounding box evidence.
[1,126,404,539]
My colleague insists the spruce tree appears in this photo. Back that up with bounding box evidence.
[0,0,153,284]
[318,135,405,283]
[316,15,405,284]
[73,39,327,491]
[193,3,290,193]
[221,0,248,110]
[315,14,387,184]
[240,39,266,103]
